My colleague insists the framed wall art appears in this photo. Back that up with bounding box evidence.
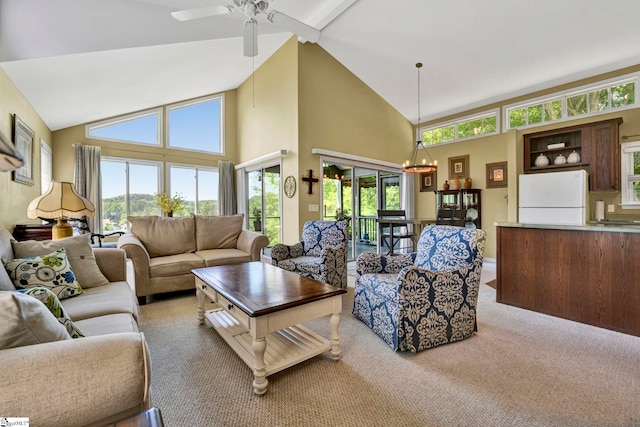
[448,154,469,179]
[12,114,34,186]
[420,170,436,192]
[486,161,508,188]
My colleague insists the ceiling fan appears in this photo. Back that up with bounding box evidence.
[171,0,322,57]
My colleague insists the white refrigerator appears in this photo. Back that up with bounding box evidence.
[518,170,588,226]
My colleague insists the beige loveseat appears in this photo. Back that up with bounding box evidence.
[0,227,151,427]
[119,214,269,304]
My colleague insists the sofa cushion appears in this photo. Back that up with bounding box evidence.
[0,291,71,349]
[3,248,84,300]
[129,216,196,257]
[62,281,138,322]
[195,214,243,251]
[0,225,15,261]
[149,253,205,278]
[18,286,84,338]
[75,313,138,336]
[0,262,15,291]
[12,234,109,288]
[196,249,252,267]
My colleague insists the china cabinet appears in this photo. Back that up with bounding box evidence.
[434,189,481,229]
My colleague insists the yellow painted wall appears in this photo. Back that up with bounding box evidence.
[0,68,52,231]
[236,37,300,243]
[297,42,412,223]
[52,91,238,191]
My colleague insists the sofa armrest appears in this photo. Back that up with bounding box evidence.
[93,247,127,282]
[236,229,269,261]
[0,332,151,427]
[118,234,151,297]
[356,252,415,276]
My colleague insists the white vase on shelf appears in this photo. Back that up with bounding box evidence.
[554,154,567,165]
[567,150,581,164]
[534,153,550,167]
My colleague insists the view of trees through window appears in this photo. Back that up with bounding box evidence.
[247,167,280,246]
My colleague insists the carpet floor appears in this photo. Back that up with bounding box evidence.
[138,265,640,427]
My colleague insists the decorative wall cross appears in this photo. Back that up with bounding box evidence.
[302,169,318,194]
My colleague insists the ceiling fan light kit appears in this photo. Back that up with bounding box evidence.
[171,0,322,57]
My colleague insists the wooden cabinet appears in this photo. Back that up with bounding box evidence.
[523,117,622,191]
[435,189,481,229]
[13,224,53,241]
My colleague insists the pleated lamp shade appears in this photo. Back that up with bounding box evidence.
[27,181,95,240]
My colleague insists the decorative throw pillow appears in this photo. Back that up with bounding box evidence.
[3,248,84,300]
[12,234,109,288]
[17,286,84,338]
[0,262,15,291]
[195,214,244,251]
[0,291,71,350]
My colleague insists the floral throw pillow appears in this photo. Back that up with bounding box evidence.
[2,248,84,300]
[17,286,84,338]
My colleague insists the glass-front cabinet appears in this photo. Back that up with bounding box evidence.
[434,189,481,229]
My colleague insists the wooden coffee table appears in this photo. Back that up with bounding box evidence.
[192,262,347,395]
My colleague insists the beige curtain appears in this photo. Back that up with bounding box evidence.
[218,160,236,215]
[74,144,102,233]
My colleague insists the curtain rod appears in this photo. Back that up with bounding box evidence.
[71,143,225,162]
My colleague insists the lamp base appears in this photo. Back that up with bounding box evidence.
[52,218,73,240]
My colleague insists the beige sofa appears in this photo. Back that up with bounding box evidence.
[119,214,269,304]
[0,227,151,427]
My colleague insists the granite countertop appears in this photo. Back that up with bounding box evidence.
[494,221,640,233]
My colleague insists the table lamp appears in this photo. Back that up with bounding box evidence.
[27,181,95,240]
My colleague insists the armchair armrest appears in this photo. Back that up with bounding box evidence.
[356,252,416,276]
[93,247,127,282]
[271,241,303,263]
[0,332,151,427]
[236,229,269,261]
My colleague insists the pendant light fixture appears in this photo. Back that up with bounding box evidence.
[402,62,437,173]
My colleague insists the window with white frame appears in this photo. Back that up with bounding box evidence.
[167,95,224,154]
[620,141,640,208]
[86,108,162,146]
[420,109,499,146]
[505,74,638,131]
[40,139,52,194]
[100,158,161,231]
[168,164,219,216]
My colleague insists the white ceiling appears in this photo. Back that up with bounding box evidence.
[2,0,640,131]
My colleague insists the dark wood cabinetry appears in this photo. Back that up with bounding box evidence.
[496,225,640,337]
[435,189,481,229]
[13,224,52,241]
[523,117,622,191]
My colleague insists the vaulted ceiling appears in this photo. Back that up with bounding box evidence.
[2,0,640,131]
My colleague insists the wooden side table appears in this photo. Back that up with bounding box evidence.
[112,407,164,427]
[13,224,52,241]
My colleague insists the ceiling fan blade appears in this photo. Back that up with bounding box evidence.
[243,18,258,57]
[171,5,234,22]
[266,11,321,43]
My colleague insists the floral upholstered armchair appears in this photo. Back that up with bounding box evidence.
[271,220,348,289]
[353,225,486,352]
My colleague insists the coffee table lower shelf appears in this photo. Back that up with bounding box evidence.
[204,308,331,377]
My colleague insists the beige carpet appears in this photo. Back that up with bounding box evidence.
[138,266,640,427]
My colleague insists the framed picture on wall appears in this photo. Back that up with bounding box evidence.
[12,114,34,186]
[448,155,469,179]
[486,161,508,188]
[420,170,436,192]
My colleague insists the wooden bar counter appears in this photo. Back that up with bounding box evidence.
[496,222,640,337]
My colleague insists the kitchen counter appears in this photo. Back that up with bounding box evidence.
[495,221,640,233]
[495,223,640,337]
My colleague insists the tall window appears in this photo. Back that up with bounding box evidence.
[168,95,223,154]
[101,158,161,231]
[40,139,52,194]
[168,164,219,216]
[86,108,162,146]
[620,141,640,209]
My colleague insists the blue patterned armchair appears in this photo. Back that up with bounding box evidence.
[271,220,348,289]
[353,225,486,352]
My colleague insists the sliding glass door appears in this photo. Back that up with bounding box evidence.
[322,161,402,261]
[247,165,281,246]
